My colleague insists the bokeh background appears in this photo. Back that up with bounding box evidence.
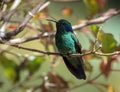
[0,0,120,92]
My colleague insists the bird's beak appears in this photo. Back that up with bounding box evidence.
[46,17,58,23]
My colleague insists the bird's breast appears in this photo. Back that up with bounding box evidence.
[55,34,75,53]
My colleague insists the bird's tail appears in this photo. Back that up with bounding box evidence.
[62,56,86,80]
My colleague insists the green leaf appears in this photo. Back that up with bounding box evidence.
[90,25,99,36]
[27,56,45,74]
[5,67,17,81]
[97,31,117,53]
[83,0,99,17]
[0,54,18,81]
[83,0,106,18]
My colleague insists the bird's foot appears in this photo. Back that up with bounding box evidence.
[66,51,73,57]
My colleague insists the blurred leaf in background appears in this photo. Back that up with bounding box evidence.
[83,0,106,18]
[27,55,45,75]
[0,0,120,92]
[0,54,19,82]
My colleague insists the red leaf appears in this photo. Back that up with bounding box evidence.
[96,0,106,9]
[100,59,111,78]
[44,22,53,32]
[100,56,117,78]
[8,25,17,29]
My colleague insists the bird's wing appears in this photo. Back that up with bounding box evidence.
[71,33,82,53]
[62,33,86,79]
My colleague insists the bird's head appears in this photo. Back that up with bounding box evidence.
[46,18,73,33]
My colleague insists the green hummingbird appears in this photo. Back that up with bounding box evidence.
[47,18,86,80]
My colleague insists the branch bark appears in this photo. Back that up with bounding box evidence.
[1,9,119,44]
[0,0,21,38]
[72,9,120,30]
[3,0,47,39]
[2,44,120,57]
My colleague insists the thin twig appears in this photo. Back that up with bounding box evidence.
[1,9,119,44]
[111,69,120,72]
[0,44,119,57]
[0,48,23,57]
[4,0,47,39]
[72,9,120,30]
[64,72,103,91]
[1,32,55,44]
[0,0,21,33]
[11,44,62,56]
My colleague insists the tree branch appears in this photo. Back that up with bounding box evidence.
[0,0,21,38]
[1,9,119,44]
[1,44,119,57]
[61,72,103,92]
[72,9,120,30]
[0,9,120,57]
[2,0,49,39]
[3,32,55,44]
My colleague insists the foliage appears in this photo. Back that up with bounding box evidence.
[0,0,120,92]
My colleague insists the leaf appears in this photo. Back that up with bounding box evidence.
[5,67,17,81]
[43,22,54,32]
[83,0,106,18]
[62,7,72,17]
[0,54,18,81]
[100,56,115,78]
[34,8,48,18]
[34,12,47,18]
[84,61,93,72]
[8,24,18,29]
[90,25,99,37]
[96,0,106,9]
[97,31,117,53]
[27,56,44,75]
[107,85,114,92]
[100,60,110,77]
[83,0,99,17]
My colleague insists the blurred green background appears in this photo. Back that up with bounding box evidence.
[0,0,120,92]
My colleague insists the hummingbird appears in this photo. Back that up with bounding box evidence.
[47,18,86,80]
